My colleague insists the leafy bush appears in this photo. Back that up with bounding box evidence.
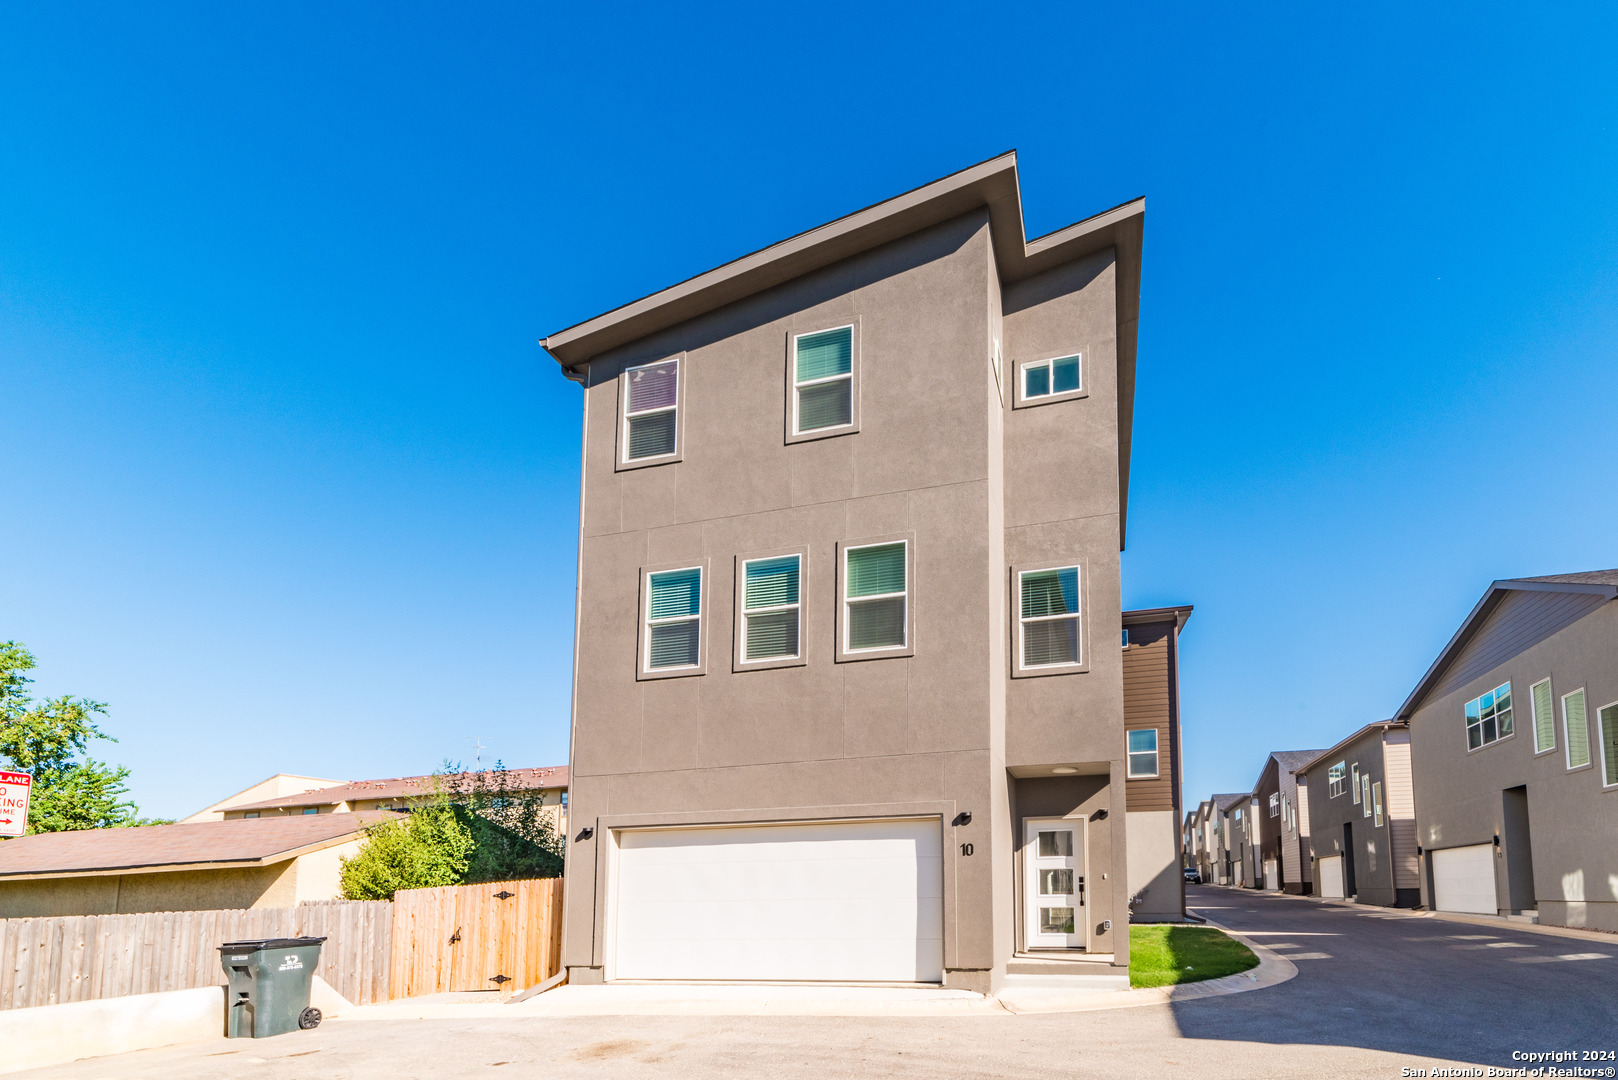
[338,801,473,900]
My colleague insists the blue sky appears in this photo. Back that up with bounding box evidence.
[3,3,1615,819]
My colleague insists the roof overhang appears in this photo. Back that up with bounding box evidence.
[1122,604,1194,632]
[0,830,369,883]
[1296,722,1407,775]
[1394,578,1618,720]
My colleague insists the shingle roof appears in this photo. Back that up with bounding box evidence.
[0,812,393,879]
[1510,569,1618,586]
[1212,792,1250,812]
[1272,750,1329,773]
[227,766,568,814]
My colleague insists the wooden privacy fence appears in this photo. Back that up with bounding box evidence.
[0,899,392,1011]
[390,877,563,998]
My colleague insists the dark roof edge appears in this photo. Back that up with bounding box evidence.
[1394,577,1618,720]
[1296,721,1409,775]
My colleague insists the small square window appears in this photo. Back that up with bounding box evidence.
[1015,353,1085,407]
[1127,729,1159,778]
[1465,682,1513,750]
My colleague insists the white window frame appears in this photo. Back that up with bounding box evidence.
[789,324,858,439]
[1361,776,1372,817]
[1014,564,1084,674]
[836,536,913,661]
[1268,793,1279,818]
[1563,687,1592,771]
[1372,781,1384,827]
[1464,681,1515,752]
[1351,764,1360,803]
[1599,701,1618,790]
[640,564,705,677]
[1126,728,1160,779]
[1328,762,1346,798]
[1530,677,1557,756]
[619,356,681,467]
[1014,351,1086,408]
[737,553,804,667]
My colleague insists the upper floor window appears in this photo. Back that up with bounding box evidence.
[1017,566,1082,671]
[1464,682,1513,750]
[644,567,702,672]
[1563,688,1590,770]
[1015,352,1085,407]
[1372,781,1384,827]
[1351,763,1360,802]
[1126,729,1159,778]
[1599,701,1618,789]
[1328,761,1346,797]
[792,326,855,435]
[1531,678,1556,754]
[622,358,680,464]
[741,555,801,662]
[842,541,908,654]
[1268,793,1279,818]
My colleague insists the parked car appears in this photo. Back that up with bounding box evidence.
[1183,867,1201,884]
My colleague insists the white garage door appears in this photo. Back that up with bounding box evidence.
[1263,859,1279,891]
[611,818,944,982]
[1432,844,1498,915]
[1317,856,1344,899]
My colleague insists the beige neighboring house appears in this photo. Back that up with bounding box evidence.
[217,767,570,830]
[180,773,347,823]
[0,813,391,918]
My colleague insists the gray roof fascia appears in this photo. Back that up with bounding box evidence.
[1394,578,1618,721]
[1296,721,1407,776]
[1121,604,1194,631]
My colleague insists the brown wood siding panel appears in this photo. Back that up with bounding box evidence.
[1123,624,1173,812]
[1431,590,1608,702]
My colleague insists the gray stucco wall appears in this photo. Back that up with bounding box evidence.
[1409,597,1618,930]
[1303,731,1405,905]
[559,205,1133,985]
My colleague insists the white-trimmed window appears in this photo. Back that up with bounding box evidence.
[843,541,907,652]
[1531,677,1556,754]
[741,555,801,662]
[622,358,679,462]
[1268,793,1279,818]
[1464,681,1514,751]
[1564,688,1591,770]
[1127,729,1159,778]
[1372,781,1384,827]
[1328,762,1346,797]
[644,566,702,671]
[1351,764,1360,803]
[1021,354,1081,400]
[1599,701,1618,788]
[792,326,854,434]
[1361,776,1372,817]
[1017,566,1082,669]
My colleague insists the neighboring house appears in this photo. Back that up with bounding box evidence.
[180,773,346,823]
[1210,793,1248,885]
[1220,794,1260,887]
[1297,721,1418,907]
[217,767,569,830]
[0,813,390,917]
[1122,605,1194,921]
[1188,798,1217,882]
[542,153,1155,991]
[1395,570,1618,931]
[1252,750,1326,893]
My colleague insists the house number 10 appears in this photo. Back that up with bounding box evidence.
[960,843,974,856]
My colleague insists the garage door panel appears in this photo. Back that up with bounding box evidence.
[1318,856,1344,899]
[1433,844,1497,915]
[613,819,944,982]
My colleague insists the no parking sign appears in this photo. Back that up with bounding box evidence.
[0,771,31,837]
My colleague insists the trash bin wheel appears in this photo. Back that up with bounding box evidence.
[299,1007,322,1030]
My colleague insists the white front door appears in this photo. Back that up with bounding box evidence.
[1263,859,1279,891]
[1024,818,1085,949]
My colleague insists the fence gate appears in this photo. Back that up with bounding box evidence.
[389,878,562,998]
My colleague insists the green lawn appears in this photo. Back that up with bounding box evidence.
[1128,925,1259,988]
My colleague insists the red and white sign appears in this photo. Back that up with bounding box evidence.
[0,771,32,837]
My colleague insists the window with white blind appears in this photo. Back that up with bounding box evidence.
[643,566,702,673]
[1372,781,1384,827]
[1329,762,1346,797]
[791,326,856,437]
[840,540,908,656]
[1531,678,1556,755]
[1599,701,1618,788]
[621,358,680,464]
[1564,688,1591,770]
[1016,566,1082,671]
[1017,353,1084,406]
[1465,682,1514,751]
[1127,729,1159,779]
[740,555,801,663]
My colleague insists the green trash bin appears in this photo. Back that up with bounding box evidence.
[218,937,327,1038]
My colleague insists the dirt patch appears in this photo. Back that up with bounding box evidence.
[571,1039,649,1061]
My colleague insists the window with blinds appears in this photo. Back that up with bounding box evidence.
[1531,678,1556,754]
[1372,782,1384,827]
[792,326,854,434]
[622,358,679,462]
[742,555,801,662]
[1599,702,1618,788]
[1563,688,1591,770]
[645,567,701,670]
[1017,566,1081,669]
[843,541,907,652]
[1127,729,1159,778]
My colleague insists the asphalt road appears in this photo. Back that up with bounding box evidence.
[23,886,1618,1080]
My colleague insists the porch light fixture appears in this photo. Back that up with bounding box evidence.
[1052,766,1077,775]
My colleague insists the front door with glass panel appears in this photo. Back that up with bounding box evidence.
[1024,818,1085,949]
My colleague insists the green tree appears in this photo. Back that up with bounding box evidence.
[448,763,565,884]
[338,800,474,900]
[0,641,145,834]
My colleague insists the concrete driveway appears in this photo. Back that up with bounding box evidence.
[20,885,1618,1079]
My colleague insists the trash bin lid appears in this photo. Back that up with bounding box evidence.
[218,937,328,952]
